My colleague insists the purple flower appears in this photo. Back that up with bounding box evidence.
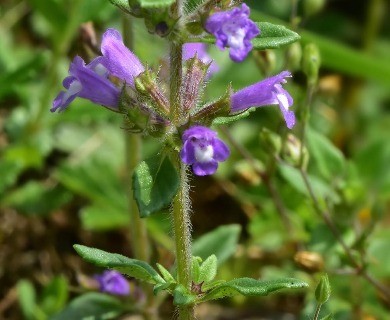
[183,43,219,75]
[95,270,130,296]
[231,71,295,129]
[100,28,145,86]
[180,126,230,176]
[51,56,120,112]
[51,28,145,112]
[205,3,260,62]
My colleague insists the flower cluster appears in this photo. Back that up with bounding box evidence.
[52,4,295,176]
[205,4,259,62]
[95,270,130,296]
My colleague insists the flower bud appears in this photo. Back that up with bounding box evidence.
[252,50,277,75]
[315,273,331,304]
[134,69,170,117]
[303,0,326,17]
[181,56,210,114]
[119,86,168,136]
[259,128,282,155]
[302,43,321,86]
[283,134,309,168]
[286,42,302,72]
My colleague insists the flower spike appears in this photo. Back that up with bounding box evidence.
[205,3,260,62]
[180,126,230,176]
[231,71,296,129]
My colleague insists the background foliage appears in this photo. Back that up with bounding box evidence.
[0,0,389,319]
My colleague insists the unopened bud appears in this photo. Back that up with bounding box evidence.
[252,50,276,75]
[283,134,308,168]
[181,56,209,114]
[294,251,324,272]
[260,128,282,155]
[286,42,302,72]
[302,43,321,86]
[315,273,331,304]
[303,0,326,17]
[135,69,170,117]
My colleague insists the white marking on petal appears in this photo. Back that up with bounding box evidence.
[195,145,214,163]
[93,63,108,77]
[276,92,289,111]
[222,22,246,49]
[62,80,82,103]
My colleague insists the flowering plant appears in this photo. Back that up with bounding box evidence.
[52,1,307,319]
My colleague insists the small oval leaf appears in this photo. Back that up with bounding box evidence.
[74,245,164,285]
[133,155,179,217]
[252,22,300,50]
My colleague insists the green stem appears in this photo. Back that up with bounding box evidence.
[171,155,194,320]
[312,303,322,320]
[122,15,157,320]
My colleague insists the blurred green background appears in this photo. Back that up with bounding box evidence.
[0,0,389,319]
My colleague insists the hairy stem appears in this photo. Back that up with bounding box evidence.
[122,15,158,320]
[171,155,194,320]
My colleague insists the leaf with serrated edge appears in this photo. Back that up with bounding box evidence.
[74,245,164,285]
[199,278,308,302]
[198,255,217,284]
[156,263,176,283]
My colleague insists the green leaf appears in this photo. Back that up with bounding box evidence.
[73,245,165,285]
[306,128,345,181]
[191,257,202,284]
[156,263,176,283]
[212,108,254,126]
[133,155,179,217]
[278,164,340,203]
[173,285,197,306]
[153,282,174,295]
[252,22,300,50]
[193,224,241,265]
[17,280,45,320]
[199,278,308,302]
[139,0,175,8]
[40,276,68,316]
[108,0,132,14]
[198,255,218,284]
[51,293,123,320]
[80,205,130,231]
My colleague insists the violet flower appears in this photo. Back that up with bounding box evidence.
[95,270,130,296]
[183,43,219,75]
[51,28,145,112]
[100,28,145,86]
[205,3,259,62]
[231,71,296,129]
[51,56,120,112]
[180,126,230,176]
